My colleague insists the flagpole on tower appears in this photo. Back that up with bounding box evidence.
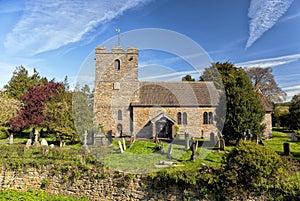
[116,28,121,46]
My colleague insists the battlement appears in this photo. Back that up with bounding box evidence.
[95,46,138,54]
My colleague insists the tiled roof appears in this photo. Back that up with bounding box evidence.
[258,91,273,112]
[131,81,219,107]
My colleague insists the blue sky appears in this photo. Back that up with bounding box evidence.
[0,0,299,100]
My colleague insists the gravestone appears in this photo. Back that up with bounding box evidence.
[283,143,290,156]
[24,139,32,151]
[41,139,48,146]
[9,134,13,145]
[219,139,225,151]
[291,133,299,142]
[190,137,196,161]
[122,138,126,151]
[185,133,190,150]
[82,131,89,150]
[210,132,216,146]
[118,141,124,153]
[93,130,107,146]
[33,129,40,146]
[107,132,113,144]
[167,143,173,160]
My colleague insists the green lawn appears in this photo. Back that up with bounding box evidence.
[264,130,300,160]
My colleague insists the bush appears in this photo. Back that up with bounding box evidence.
[220,141,298,200]
[0,126,9,139]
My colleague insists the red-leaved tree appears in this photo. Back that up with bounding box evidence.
[10,81,64,132]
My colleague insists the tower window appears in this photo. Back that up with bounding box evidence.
[115,59,120,70]
[183,112,187,125]
[177,112,182,125]
[118,110,122,120]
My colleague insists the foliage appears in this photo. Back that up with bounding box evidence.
[272,105,290,128]
[4,66,47,99]
[0,189,89,201]
[289,93,300,130]
[0,126,9,139]
[43,85,76,146]
[220,141,298,200]
[205,62,266,143]
[181,74,195,81]
[72,84,94,140]
[0,92,22,127]
[10,81,63,132]
[245,67,286,103]
[199,63,224,90]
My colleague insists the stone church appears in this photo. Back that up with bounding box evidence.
[94,46,272,139]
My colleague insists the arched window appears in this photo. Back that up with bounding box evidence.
[183,112,187,125]
[203,112,208,124]
[115,59,120,70]
[209,112,213,124]
[118,110,122,120]
[177,112,182,125]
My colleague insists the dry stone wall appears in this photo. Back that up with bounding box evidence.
[0,165,201,201]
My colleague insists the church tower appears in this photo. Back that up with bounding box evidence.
[94,46,139,137]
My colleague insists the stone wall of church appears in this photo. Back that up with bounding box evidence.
[132,107,218,138]
[262,112,272,138]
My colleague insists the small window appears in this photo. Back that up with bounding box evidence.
[115,59,120,70]
[177,112,182,125]
[203,112,208,124]
[118,110,122,120]
[208,112,213,124]
[183,112,187,125]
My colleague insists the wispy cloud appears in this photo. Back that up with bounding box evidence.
[246,0,294,48]
[236,53,300,68]
[4,0,151,56]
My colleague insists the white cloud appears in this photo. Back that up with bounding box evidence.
[236,53,300,68]
[246,0,294,48]
[4,0,151,55]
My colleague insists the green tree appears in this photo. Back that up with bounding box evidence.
[200,64,224,90]
[72,84,94,140]
[202,62,265,143]
[181,74,195,81]
[289,94,300,130]
[0,91,21,127]
[4,66,47,99]
[43,85,76,147]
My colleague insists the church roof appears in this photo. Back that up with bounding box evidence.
[258,91,273,112]
[131,81,219,107]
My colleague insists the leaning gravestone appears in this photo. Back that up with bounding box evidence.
[118,140,124,153]
[24,139,32,151]
[122,138,126,151]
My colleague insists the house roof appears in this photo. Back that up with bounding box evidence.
[131,81,219,107]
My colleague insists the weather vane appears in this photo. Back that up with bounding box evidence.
[116,28,121,46]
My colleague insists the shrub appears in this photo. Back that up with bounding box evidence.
[220,141,298,200]
[0,126,9,139]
